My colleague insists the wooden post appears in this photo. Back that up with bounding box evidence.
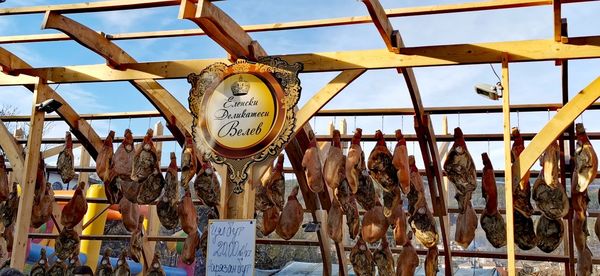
[10,79,48,270]
[438,115,451,245]
[143,121,163,273]
[501,53,516,276]
[8,128,25,185]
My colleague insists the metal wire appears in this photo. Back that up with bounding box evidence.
[489,63,501,83]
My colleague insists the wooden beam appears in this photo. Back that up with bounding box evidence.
[0,47,29,76]
[42,11,131,69]
[294,69,365,133]
[10,78,48,270]
[553,0,562,42]
[1,0,595,43]
[501,54,516,276]
[179,0,266,60]
[38,15,194,144]
[0,0,180,15]
[361,0,396,52]
[6,35,600,85]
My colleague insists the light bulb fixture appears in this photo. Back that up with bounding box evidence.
[474,82,503,101]
[36,99,63,113]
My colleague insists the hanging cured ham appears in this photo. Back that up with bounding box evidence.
[268,154,286,210]
[323,129,345,190]
[350,235,374,276]
[119,197,140,232]
[511,128,537,250]
[135,129,164,204]
[574,123,598,192]
[335,176,360,240]
[261,205,280,236]
[157,152,179,230]
[0,156,8,202]
[147,253,166,276]
[30,247,48,276]
[382,187,401,219]
[355,173,376,211]
[178,190,198,234]
[96,248,113,276]
[61,181,87,229]
[97,131,115,183]
[66,254,81,276]
[194,161,220,208]
[346,128,365,194]
[396,231,419,276]
[327,198,343,243]
[361,201,388,244]
[114,251,131,276]
[55,228,80,260]
[536,215,564,253]
[533,141,569,220]
[181,230,200,265]
[443,127,477,248]
[392,198,408,247]
[31,182,54,229]
[255,181,275,212]
[0,182,17,227]
[408,156,438,248]
[480,153,506,248]
[572,159,593,275]
[129,216,144,263]
[392,129,410,194]
[303,130,325,193]
[47,258,67,276]
[373,236,395,275]
[276,186,304,240]
[368,130,398,192]
[425,246,439,276]
[180,134,198,190]
[114,129,135,203]
[57,131,76,184]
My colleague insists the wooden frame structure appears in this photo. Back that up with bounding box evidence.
[1,0,600,275]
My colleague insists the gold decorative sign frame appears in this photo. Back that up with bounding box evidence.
[188,57,302,193]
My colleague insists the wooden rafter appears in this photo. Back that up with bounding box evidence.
[179,0,266,61]
[0,47,104,158]
[4,35,600,85]
[294,69,365,133]
[0,0,180,15]
[0,47,29,75]
[40,12,193,144]
[11,78,48,270]
[361,1,452,274]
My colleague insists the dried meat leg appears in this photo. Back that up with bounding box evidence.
[373,236,394,275]
[533,141,569,220]
[147,253,166,276]
[536,215,564,253]
[303,130,325,193]
[276,186,304,240]
[180,134,198,190]
[116,129,136,203]
[0,156,7,202]
[425,246,439,276]
[157,152,179,230]
[114,251,131,276]
[129,216,144,263]
[57,132,76,184]
[97,131,115,183]
[268,154,286,210]
[350,236,374,276]
[61,181,87,229]
[480,153,506,248]
[327,198,343,243]
[361,202,388,244]
[346,128,364,194]
[96,248,113,276]
[324,130,345,190]
[368,130,398,192]
[30,247,48,276]
[181,229,200,265]
[396,232,419,276]
[392,129,410,194]
[47,258,67,276]
[55,228,80,260]
[178,190,197,234]
[574,123,598,192]
[443,127,477,213]
[194,161,220,208]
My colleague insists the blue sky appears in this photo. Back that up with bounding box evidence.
[1,0,600,171]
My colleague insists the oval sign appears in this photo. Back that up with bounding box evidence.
[205,73,276,150]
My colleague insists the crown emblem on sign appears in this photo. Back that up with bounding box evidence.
[231,76,250,96]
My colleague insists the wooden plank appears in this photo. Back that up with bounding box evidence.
[42,144,81,159]
[10,78,48,270]
[294,69,365,133]
[501,54,516,276]
[42,12,132,68]
[0,47,29,75]
[5,36,600,84]
[179,0,266,60]
[361,0,396,51]
[553,0,562,42]
[143,122,163,273]
[0,119,24,177]
[0,0,180,15]
[6,102,600,123]
[3,0,596,43]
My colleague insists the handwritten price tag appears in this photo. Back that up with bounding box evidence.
[206,219,256,276]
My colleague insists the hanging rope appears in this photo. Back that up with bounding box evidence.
[107,118,111,134]
[148,117,152,129]
[353,116,357,131]
[517,110,520,128]
[381,115,384,132]
[458,112,461,127]
[487,139,491,154]
[128,116,132,129]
